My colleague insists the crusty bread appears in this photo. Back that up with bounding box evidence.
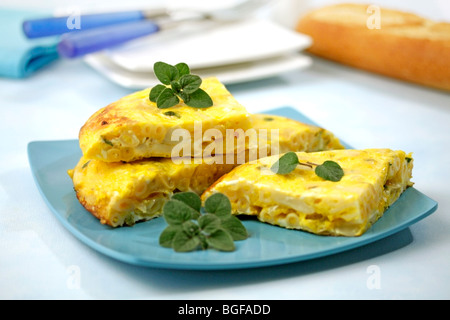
[296,3,450,91]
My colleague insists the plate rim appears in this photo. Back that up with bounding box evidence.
[84,53,313,90]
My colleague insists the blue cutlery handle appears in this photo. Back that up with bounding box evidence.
[23,10,145,38]
[57,20,160,58]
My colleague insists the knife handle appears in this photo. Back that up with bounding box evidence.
[23,10,146,38]
[57,20,160,58]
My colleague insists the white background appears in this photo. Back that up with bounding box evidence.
[1,0,449,299]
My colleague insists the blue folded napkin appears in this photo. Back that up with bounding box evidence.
[0,8,59,78]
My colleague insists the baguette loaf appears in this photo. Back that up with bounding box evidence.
[296,3,450,91]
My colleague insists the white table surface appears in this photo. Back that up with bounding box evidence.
[1,0,449,300]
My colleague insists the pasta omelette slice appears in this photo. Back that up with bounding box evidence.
[202,149,414,236]
[249,113,345,157]
[79,77,251,162]
[68,156,236,227]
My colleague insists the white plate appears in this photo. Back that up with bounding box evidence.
[102,18,312,72]
[84,52,312,89]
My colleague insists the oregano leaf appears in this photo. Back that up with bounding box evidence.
[175,62,190,77]
[182,220,200,237]
[204,193,232,218]
[149,84,166,102]
[180,91,190,103]
[171,192,202,212]
[170,80,181,94]
[159,225,181,248]
[159,192,249,253]
[271,152,345,181]
[156,87,179,109]
[162,199,197,225]
[198,233,208,250]
[184,88,213,108]
[154,61,179,85]
[163,111,180,118]
[198,213,221,234]
[220,215,248,241]
[315,160,344,182]
[206,229,235,252]
[172,231,200,252]
[271,151,299,174]
[150,61,213,109]
[179,74,202,94]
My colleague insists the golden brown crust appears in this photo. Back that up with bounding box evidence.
[78,102,136,143]
[296,3,450,91]
[75,189,107,225]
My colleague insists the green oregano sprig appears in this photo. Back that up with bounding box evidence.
[159,192,248,252]
[271,151,344,182]
[149,62,213,109]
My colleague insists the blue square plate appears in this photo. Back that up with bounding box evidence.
[27,107,437,270]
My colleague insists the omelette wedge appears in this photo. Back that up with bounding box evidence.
[249,113,344,158]
[202,149,414,236]
[79,77,251,162]
[205,113,345,164]
[68,156,236,227]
